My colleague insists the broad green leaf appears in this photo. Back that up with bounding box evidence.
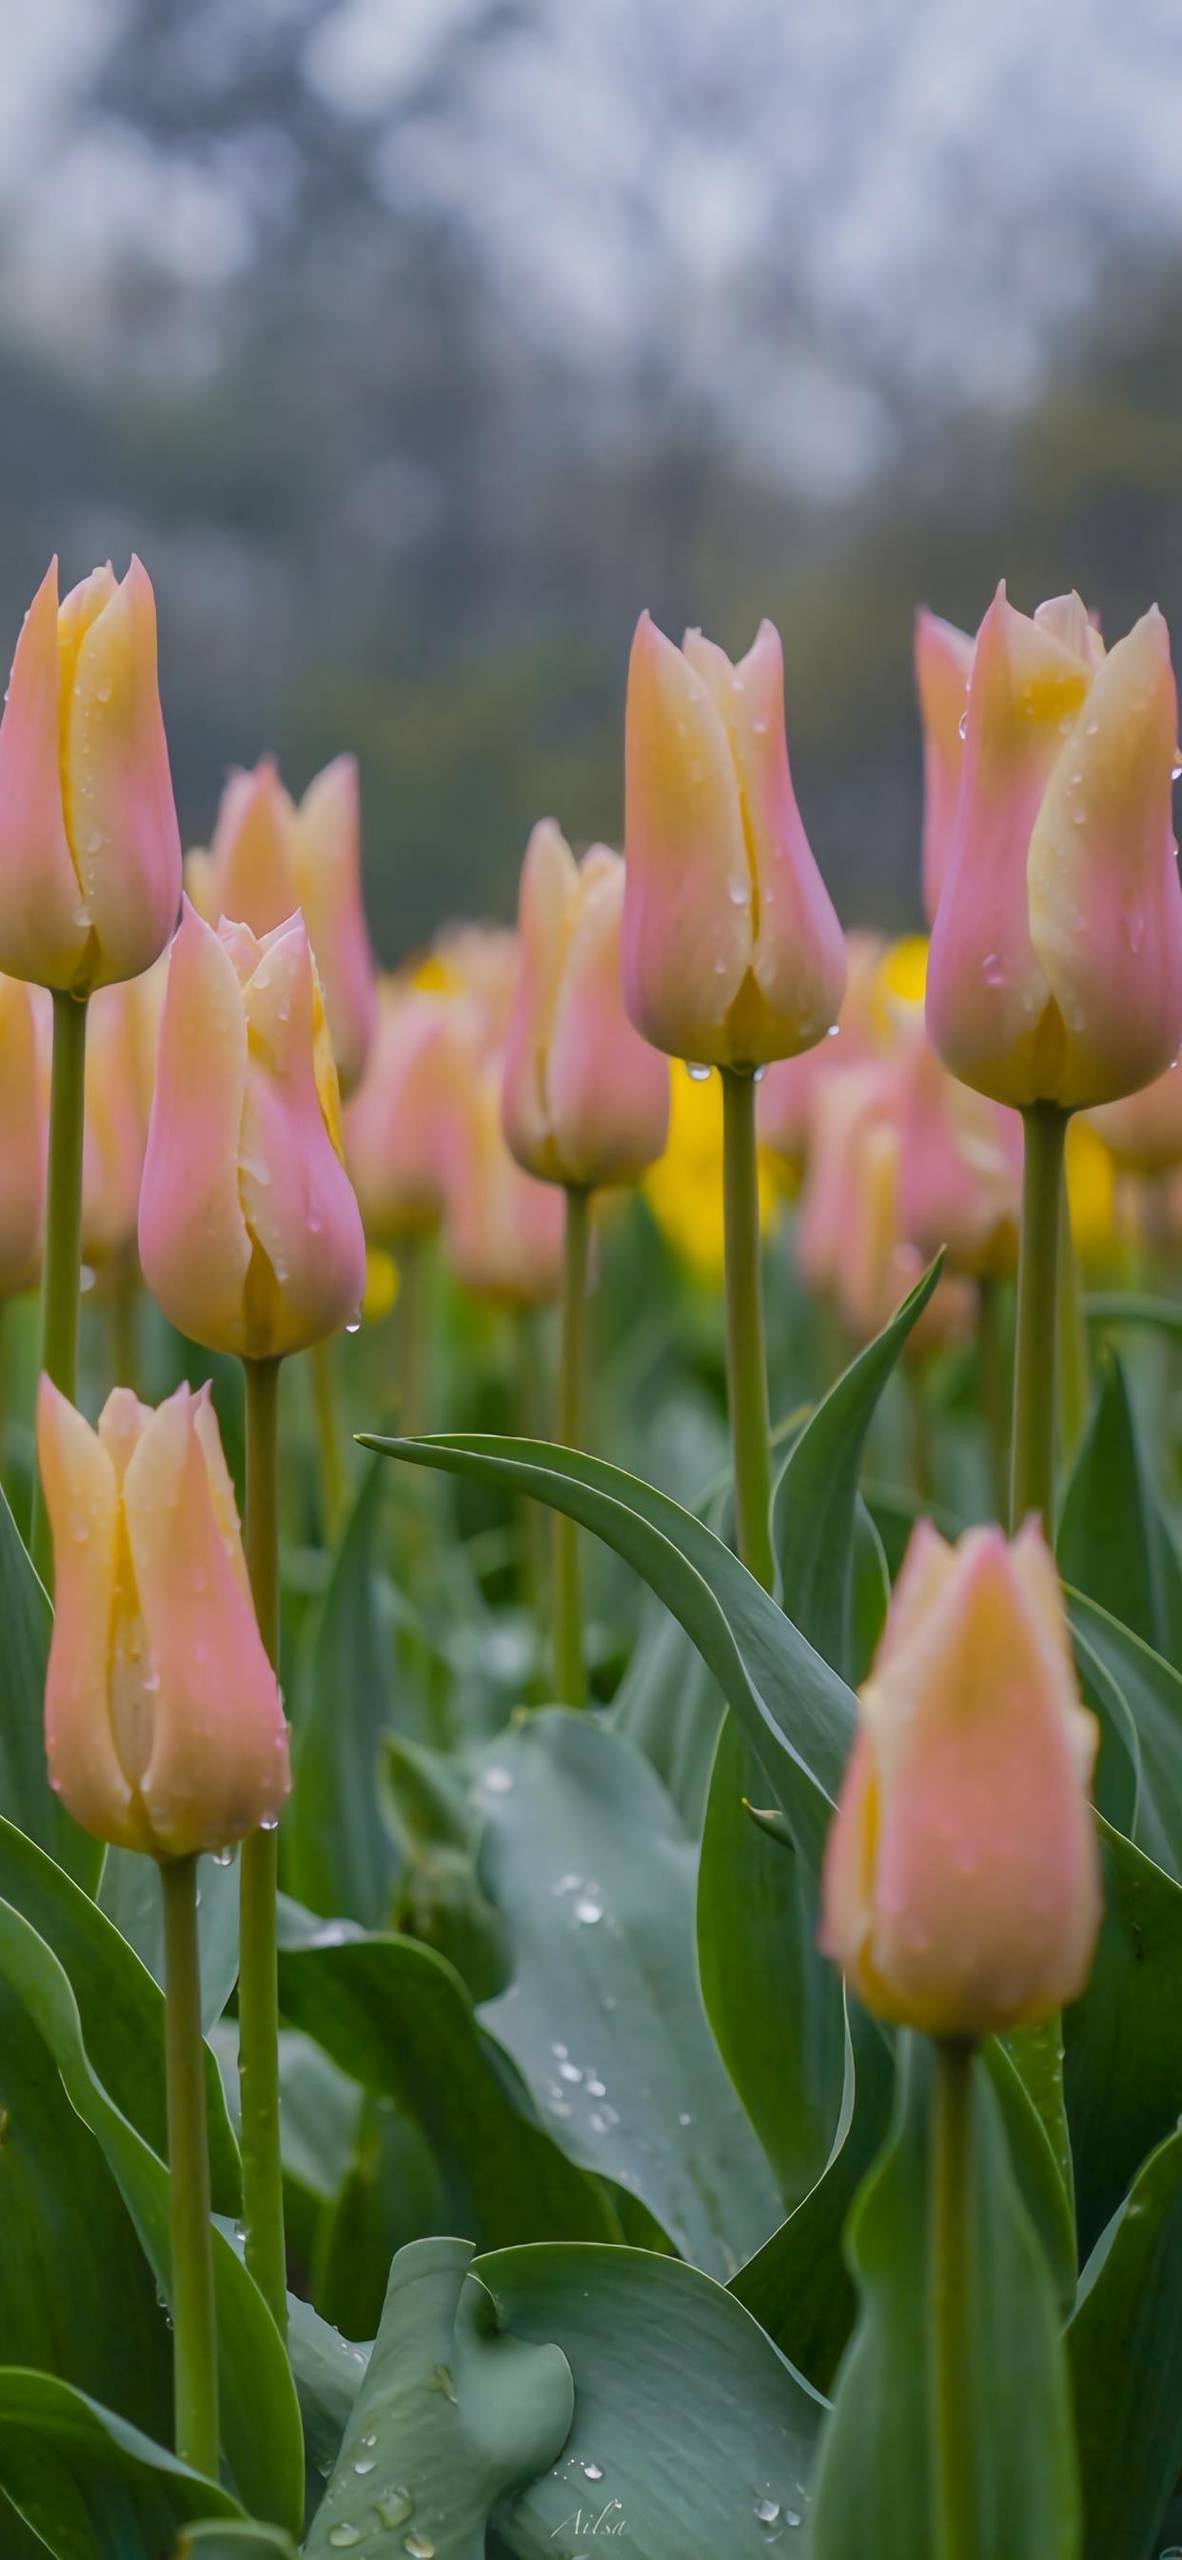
[0,1896,304,2534]
[180,2530,300,2558]
[1085,1291,1182,1339]
[361,1432,856,1866]
[311,2096,449,2341]
[383,1734,509,2003]
[476,1708,780,2276]
[849,1496,891,1684]
[0,1483,100,1889]
[481,2241,825,2556]
[286,1463,400,1928]
[276,1901,617,2249]
[99,1844,241,2029]
[1064,1819,1182,2259]
[810,2035,1080,2560]
[304,2236,573,2560]
[1059,1353,1182,1663]
[282,2283,370,2521]
[1069,2125,1182,2560]
[0,2371,240,2558]
[1068,1594,1182,1883]
[610,1593,725,1833]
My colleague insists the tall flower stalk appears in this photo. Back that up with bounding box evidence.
[553,1184,591,1702]
[29,992,88,1580]
[239,1354,287,2336]
[720,1068,775,1592]
[1010,1104,1068,1537]
[160,1853,219,2476]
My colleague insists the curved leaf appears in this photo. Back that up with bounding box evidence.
[1059,1353,1182,1664]
[0,2371,240,2559]
[1065,1819,1182,2259]
[286,1462,400,1928]
[1069,2125,1182,2560]
[0,1484,100,1889]
[1068,1594,1182,1883]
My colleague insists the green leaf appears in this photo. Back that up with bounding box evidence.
[0,1895,304,2535]
[179,2530,300,2558]
[304,2236,573,2560]
[1085,1291,1182,1339]
[480,2241,825,2556]
[610,1592,725,1833]
[1059,1353,1182,1662]
[99,1844,241,2030]
[0,2370,239,2557]
[0,1484,100,1890]
[475,1708,780,2275]
[1064,1819,1182,2259]
[285,1463,400,1929]
[1068,1595,1182,1883]
[276,1901,617,2250]
[361,1432,856,1868]
[1069,2125,1182,2560]
[810,2035,1080,2560]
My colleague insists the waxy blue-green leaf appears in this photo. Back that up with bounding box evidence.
[0,2371,241,2559]
[482,2241,825,2557]
[304,2236,573,2560]
[810,2035,1080,2560]
[1064,1819,1182,2259]
[99,1842,241,2030]
[1069,2124,1182,2560]
[286,1462,401,1929]
[476,1708,780,2276]
[276,1900,618,2249]
[0,1482,101,1889]
[1059,1352,1182,1664]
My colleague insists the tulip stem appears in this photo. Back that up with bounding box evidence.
[931,2037,978,2560]
[1010,1103,1069,1538]
[309,1337,347,1543]
[239,1354,287,2338]
[160,1853,219,2480]
[977,1276,1009,1521]
[397,1229,428,1438]
[30,990,88,1582]
[721,1067,775,1592]
[553,1183,591,1704]
[106,1259,140,1393]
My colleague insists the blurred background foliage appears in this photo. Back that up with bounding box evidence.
[2,0,1181,955]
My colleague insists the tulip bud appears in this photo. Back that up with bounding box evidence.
[503,821,669,1188]
[821,1518,1101,2036]
[623,613,847,1068]
[38,1376,290,1859]
[0,975,46,1296]
[0,559,181,994]
[927,586,1182,1110]
[443,1043,565,1305]
[915,608,974,923]
[187,754,377,1095]
[139,900,366,1359]
[344,983,457,1244]
[81,963,166,1269]
[1087,1062,1182,1176]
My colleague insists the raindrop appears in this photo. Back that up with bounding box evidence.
[957,709,968,741]
[981,952,1005,989]
[328,2529,362,2550]
[574,1898,603,1925]
[376,2488,414,2527]
[685,1061,711,1082]
[403,2537,436,2559]
[211,1845,234,1869]
[755,2496,781,2525]
[583,2461,604,2481]
[825,1022,841,1040]
[483,1766,512,1794]
[346,1315,362,1335]
[354,2456,377,2476]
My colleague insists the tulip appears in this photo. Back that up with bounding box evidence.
[442,1044,565,1305]
[926,585,1182,1111]
[0,559,181,995]
[821,1517,1101,2037]
[890,1015,1022,1277]
[797,1065,974,1353]
[81,964,165,1270]
[37,1376,290,1860]
[915,608,974,923]
[418,923,519,1044]
[0,975,46,1296]
[187,754,377,1094]
[344,983,459,1244]
[623,613,847,1069]
[503,821,670,1189]
[139,900,366,1360]
[1088,1061,1182,1176]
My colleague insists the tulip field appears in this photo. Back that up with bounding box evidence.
[0,562,1179,2560]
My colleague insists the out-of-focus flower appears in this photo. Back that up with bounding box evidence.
[416,924,518,1045]
[503,820,669,1189]
[187,754,377,1094]
[0,559,181,994]
[644,1063,776,1285]
[821,1518,1101,2036]
[344,983,458,1245]
[796,1058,976,1348]
[38,1377,290,1859]
[891,1015,1022,1277]
[442,1042,565,1305]
[758,932,886,1178]
[1087,1062,1182,1177]
[0,975,46,1295]
[623,614,846,1068]
[139,901,366,1360]
[915,608,974,923]
[927,585,1182,1110]
[81,964,166,1270]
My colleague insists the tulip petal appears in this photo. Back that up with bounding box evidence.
[0,563,91,988]
[1028,607,1182,1106]
[139,900,253,1354]
[236,917,367,1355]
[64,559,182,988]
[915,608,974,922]
[501,818,580,1180]
[38,1378,149,1853]
[623,613,752,1061]
[0,975,45,1291]
[543,845,670,1187]
[343,988,455,1241]
[210,760,298,939]
[291,754,378,1096]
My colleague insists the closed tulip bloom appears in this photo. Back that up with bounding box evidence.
[344,983,457,1243]
[821,1518,1101,2037]
[0,975,46,1294]
[187,754,377,1094]
[915,608,974,923]
[927,585,1182,1110]
[139,900,366,1359]
[38,1377,290,1859]
[623,614,847,1069]
[1087,1062,1182,1176]
[443,1043,565,1305]
[503,821,669,1188]
[81,964,165,1266]
[0,558,181,993]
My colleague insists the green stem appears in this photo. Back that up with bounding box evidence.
[721,1067,775,1592]
[396,1229,429,1437]
[308,1335,346,1543]
[553,1184,591,1704]
[238,1355,286,2336]
[1056,1174,1090,1469]
[1010,1104,1068,1538]
[30,990,88,1582]
[977,1276,1009,1522]
[160,1854,219,2479]
[931,2039,978,2560]
[106,1258,140,1393]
